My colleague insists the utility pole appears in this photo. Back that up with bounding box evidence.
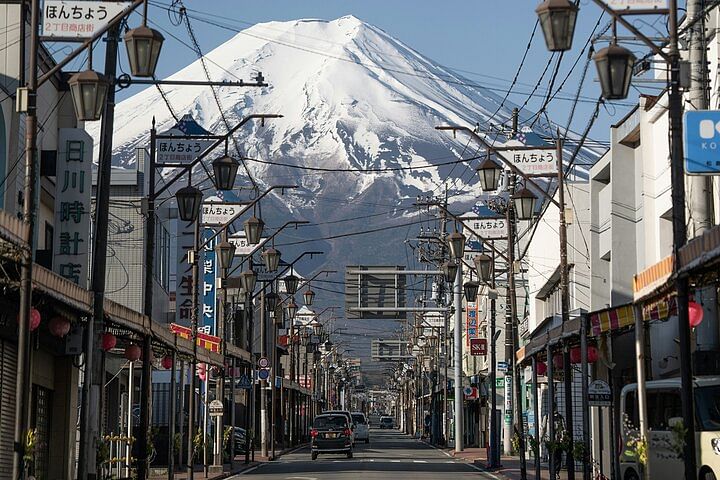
[260,289,268,458]
[453,243,464,452]
[687,0,713,237]
[187,219,201,479]
[81,22,121,480]
[13,1,39,478]
[503,178,515,458]
[489,242,499,468]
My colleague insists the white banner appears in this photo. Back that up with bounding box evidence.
[228,232,268,256]
[53,129,92,287]
[608,0,667,9]
[156,138,214,164]
[42,1,129,38]
[505,148,557,176]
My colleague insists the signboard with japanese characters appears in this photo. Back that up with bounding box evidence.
[468,217,507,240]
[228,232,269,256]
[42,1,129,38]
[202,229,217,334]
[202,202,247,226]
[466,301,478,346]
[505,148,556,176]
[53,129,92,286]
[470,338,487,356]
[588,380,612,406]
[156,137,214,164]
[608,0,667,9]
[175,219,195,326]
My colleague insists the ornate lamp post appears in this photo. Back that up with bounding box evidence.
[535,0,579,52]
[175,185,203,222]
[244,216,265,245]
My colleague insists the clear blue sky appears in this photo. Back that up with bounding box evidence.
[113,0,661,143]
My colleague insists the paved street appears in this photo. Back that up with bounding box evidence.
[235,430,497,479]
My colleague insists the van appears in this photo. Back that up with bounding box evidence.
[620,376,720,480]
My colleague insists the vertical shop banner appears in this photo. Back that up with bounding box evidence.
[175,220,195,326]
[466,301,478,346]
[202,228,217,335]
[53,129,92,286]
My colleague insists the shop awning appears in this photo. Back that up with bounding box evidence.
[633,254,674,302]
[589,303,634,337]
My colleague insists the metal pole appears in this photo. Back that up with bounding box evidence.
[580,317,591,480]
[187,220,200,479]
[547,341,556,480]
[453,259,464,452]
[271,312,278,458]
[126,362,135,479]
[245,295,253,464]
[504,176,515,458]
[178,360,185,470]
[139,112,157,480]
[168,351,177,480]
[230,356,236,469]
[13,1,38,478]
[557,135,574,480]
[531,356,541,480]
[489,242,499,467]
[667,1,698,477]
[633,304,651,480]
[260,289,268,458]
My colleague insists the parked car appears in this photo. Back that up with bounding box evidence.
[351,412,370,443]
[311,413,354,460]
[323,410,356,444]
[233,427,248,453]
[380,416,395,429]
[620,376,720,480]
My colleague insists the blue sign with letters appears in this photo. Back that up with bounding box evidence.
[684,110,720,175]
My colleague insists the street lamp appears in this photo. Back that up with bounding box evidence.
[239,268,257,294]
[285,300,299,321]
[216,240,236,270]
[68,69,110,121]
[283,274,300,295]
[303,287,316,306]
[265,292,279,311]
[261,247,281,272]
[512,187,537,221]
[124,25,164,77]
[535,0,578,52]
[442,260,458,283]
[212,155,240,191]
[447,231,466,260]
[244,216,264,245]
[474,254,493,283]
[475,156,503,192]
[175,185,203,222]
[463,281,480,302]
[594,43,636,100]
[311,319,323,336]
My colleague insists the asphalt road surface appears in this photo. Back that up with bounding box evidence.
[235,429,498,479]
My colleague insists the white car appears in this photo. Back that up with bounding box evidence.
[352,412,370,444]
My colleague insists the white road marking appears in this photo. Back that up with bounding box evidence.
[239,465,261,475]
[413,460,427,463]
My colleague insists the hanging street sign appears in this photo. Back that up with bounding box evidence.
[236,375,253,390]
[588,379,612,406]
[202,202,248,226]
[467,217,507,240]
[504,148,557,176]
[41,1,130,38]
[684,110,720,175]
[209,399,224,417]
[228,232,269,256]
[470,338,487,356]
[607,0,667,9]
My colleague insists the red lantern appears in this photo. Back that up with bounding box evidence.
[161,355,173,370]
[18,308,41,331]
[689,301,704,328]
[570,347,581,364]
[587,345,599,363]
[124,344,142,362]
[101,332,117,351]
[197,363,207,381]
[48,316,71,338]
[553,353,563,369]
[536,361,547,376]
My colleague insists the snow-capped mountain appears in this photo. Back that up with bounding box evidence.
[92,16,597,201]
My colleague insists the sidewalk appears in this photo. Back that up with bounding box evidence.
[436,445,571,480]
[148,444,308,479]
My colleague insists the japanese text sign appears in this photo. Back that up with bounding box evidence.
[156,138,214,164]
[202,229,217,334]
[53,129,92,286]
[42,1,129,38]
[202,202,247,226]
[470,217,507,240]
[175,219,195,326]
[684,110,720,175]
[505,148,556,176]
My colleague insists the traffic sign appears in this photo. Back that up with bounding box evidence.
[258,357,270,369]
[257,369,270,381]
[209,399,224,417]
[685,110,720,175]
[236,374,253,390]
[497,361,509,372]
[470,338,487,356]
[588,380,612,406]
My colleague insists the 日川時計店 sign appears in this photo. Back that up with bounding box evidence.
[42,1,130,38]
[505,149,557,176]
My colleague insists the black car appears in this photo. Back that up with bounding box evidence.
[380,416,395,429]
[310,414,353,460]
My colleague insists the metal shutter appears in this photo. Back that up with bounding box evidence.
[0,341,18,477]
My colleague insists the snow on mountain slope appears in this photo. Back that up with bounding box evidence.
[88,15,599,206]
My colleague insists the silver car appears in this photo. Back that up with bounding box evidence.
[351,412,370,443]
